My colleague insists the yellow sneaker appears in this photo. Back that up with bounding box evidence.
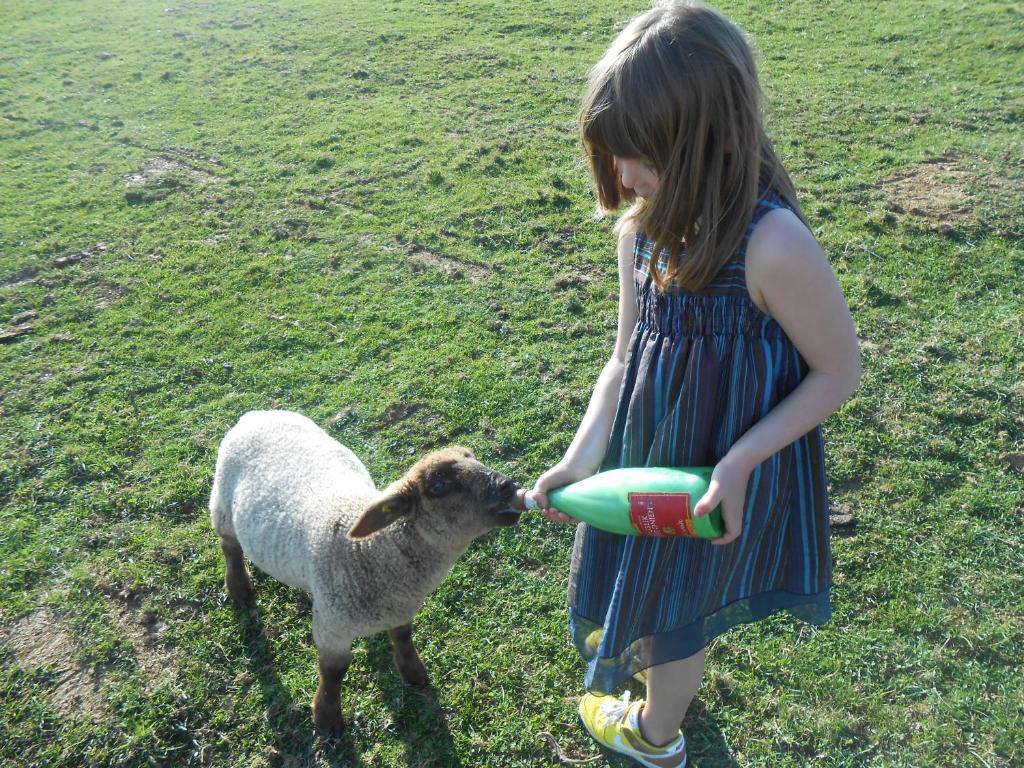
[578,691,687,768]
[584,629,647,683]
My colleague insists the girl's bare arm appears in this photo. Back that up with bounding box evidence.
[695,208,862,544]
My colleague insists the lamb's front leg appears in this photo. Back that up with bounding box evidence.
[388,622,429,686]
[312,646,351,736]
[311,608,353,736]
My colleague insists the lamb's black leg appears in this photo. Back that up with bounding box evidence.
[388,623,429,686]
[312,646,352,737]
[219,536,255,604]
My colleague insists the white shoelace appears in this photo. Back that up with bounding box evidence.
[599,691,634,724]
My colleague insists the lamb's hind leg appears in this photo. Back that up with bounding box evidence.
[219,535,255,604]
[388,623,429,686]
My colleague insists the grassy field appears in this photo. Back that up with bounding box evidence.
[1,0,1021,765]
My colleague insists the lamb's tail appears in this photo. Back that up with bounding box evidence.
[209,442,235,540]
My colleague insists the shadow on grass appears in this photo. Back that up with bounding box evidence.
[232,601,462,766]
[364,633,464,768]
[683,698,741,768]
[234,602,363,767]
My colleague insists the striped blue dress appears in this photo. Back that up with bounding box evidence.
[568,190,832,693]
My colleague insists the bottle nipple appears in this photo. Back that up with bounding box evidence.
[515,489,542,510]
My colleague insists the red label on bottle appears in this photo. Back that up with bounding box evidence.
[628,493,694,536]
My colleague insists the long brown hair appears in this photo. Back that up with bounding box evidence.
[580,1,806,291]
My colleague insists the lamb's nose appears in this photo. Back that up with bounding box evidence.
[488,474,518,502]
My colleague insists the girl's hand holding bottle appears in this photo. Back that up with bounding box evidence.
[693,454,753,546]
[523,459,600,525]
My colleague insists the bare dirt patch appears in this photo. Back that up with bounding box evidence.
[829,501,856,531]
[126,156,218,187]
[270,217,316,242]
[1,310,38,343]
[96,281,129,310]
[124,156,220,204]
[172,147,225,168]
[383,402,426,424]
[100,583,186,684]
[554,272,595,290]
[0,266,41,290]
[54,241,111,268]
[294,187,357,212]
[0,242,110,292]
[882,154,974,233]
[404,243,492,283]
[1,609,110,719]
[357,234,494,283]
[1,584,187,721]
[881,153,1021,236]
[857,333,891,360]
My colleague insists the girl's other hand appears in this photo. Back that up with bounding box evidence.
[524,462,596,524]
[693,457,752,545]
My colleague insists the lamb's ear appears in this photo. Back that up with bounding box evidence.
[346,488,416,540]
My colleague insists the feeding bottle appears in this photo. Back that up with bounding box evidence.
[519,466,724,538]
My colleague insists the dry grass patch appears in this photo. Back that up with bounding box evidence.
[96,578,187,685]
[1,609,110,719]
[404,243,492,283]
[125,156,219,188]
[882,154,975,233]
[882,153,1022,236]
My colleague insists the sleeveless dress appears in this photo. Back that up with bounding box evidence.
[568,190,832,693]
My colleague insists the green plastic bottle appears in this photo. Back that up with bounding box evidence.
[521,466,724,538]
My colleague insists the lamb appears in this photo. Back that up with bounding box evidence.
[209,409,521,734]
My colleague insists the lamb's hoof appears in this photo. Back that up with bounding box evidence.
[397,661,430,687]
[316,722,343,740]
[225,575,256,605]
[312,702,343,738]
[227,590,255,606]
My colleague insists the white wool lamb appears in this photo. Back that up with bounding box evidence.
[210,410,521,734]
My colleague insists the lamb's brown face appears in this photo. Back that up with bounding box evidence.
[346,446,522,541]
[414,447,522,532]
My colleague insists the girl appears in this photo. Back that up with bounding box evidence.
[527,3,862,766]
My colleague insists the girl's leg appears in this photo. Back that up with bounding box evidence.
[639,648,705,746]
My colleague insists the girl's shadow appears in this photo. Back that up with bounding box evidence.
[683,698,741,768]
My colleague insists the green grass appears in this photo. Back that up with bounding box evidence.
[1,0,1021,766]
